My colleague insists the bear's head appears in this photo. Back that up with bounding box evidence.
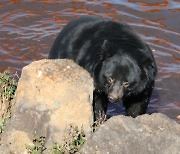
[94,54,147,103]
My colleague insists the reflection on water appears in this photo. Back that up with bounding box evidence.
[0,0,179,123]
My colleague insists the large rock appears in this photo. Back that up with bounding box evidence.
[0,59,93,153]
[81,113,180,154]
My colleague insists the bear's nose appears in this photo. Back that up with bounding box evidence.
[108,95,115,102]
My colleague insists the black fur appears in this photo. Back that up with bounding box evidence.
[48,16,157,120]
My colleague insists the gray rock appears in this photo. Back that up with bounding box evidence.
[81,113,180,154]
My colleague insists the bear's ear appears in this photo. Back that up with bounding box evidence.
[100,39,110,61]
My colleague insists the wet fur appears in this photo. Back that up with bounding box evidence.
[48,16,157,120]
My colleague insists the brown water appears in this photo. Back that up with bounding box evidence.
[0,0,179,123]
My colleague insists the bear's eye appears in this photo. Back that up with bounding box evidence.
[107,77,114,84]
[122,81,129,88]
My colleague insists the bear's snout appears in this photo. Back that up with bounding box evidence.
[108,85,123,103]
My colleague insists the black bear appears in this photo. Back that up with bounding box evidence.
[48,16,157,120]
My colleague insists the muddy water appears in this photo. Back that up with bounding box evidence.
[0,0,179,123]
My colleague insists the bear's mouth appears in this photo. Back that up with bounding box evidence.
[108,95,122,103]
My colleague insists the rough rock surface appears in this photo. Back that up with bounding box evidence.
[0,59,93,153]
[81,113,180,154]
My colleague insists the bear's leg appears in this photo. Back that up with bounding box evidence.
[123,87,153,118]
[93,90,108,121]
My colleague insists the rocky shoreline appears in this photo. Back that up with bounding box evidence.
[0,59,179,154]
